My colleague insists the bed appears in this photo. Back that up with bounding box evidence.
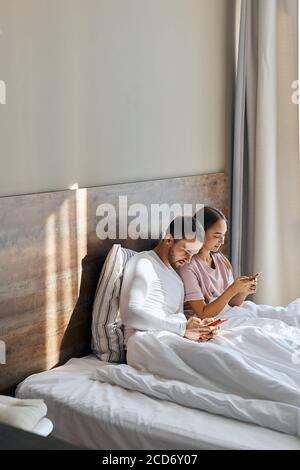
[15,355,300,450]
[2,172,300,449]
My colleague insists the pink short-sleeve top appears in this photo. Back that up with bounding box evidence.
[178,252,234,319]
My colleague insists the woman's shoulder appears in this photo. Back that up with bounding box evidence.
[178,255,200,275]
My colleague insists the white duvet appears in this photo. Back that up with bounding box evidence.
[92,299,300,437]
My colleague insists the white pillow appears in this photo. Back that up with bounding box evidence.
[91,244,136,362]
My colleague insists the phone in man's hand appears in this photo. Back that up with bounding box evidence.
[206,318,228,327]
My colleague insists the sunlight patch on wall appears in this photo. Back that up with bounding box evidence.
[60,199,73,325]
[75,188,87,291]
[45,213,57,368]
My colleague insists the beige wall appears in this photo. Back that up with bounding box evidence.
[0,0,235,196]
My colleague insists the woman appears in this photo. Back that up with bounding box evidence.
[179,206,259,319]
[179,207,300,328]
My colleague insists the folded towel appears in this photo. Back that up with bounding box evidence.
[0,396,47,432]
[33,417,53,437]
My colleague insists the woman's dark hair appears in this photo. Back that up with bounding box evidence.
[164,216,205,242]
[193,206,227,231]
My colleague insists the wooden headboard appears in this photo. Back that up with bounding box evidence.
[0,172,227,394]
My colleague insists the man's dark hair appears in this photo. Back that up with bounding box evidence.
[164,216,205,242]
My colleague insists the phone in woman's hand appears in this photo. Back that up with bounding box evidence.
[248,272,262,281]
[206,318,228,327]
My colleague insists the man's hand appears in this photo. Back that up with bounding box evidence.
[184,316,219,342]
[199,317,219,341]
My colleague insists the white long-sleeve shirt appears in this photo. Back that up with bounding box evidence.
[120,250,187,345]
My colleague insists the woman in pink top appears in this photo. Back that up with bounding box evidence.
[179,206,257,319]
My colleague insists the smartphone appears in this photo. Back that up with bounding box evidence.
[249,271,262,281]
[207,318,228,327]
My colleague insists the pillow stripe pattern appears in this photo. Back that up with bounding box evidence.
[92,244,121,362]
[94,246,118,358]
[111,248,137,361]
[106,279,122,362]
[91,244,136,363]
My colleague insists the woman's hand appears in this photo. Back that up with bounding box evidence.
[248,276,257,293]
[231,276,257,296]
[184,316,219,342]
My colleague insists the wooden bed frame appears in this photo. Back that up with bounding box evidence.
[0,172,228,395]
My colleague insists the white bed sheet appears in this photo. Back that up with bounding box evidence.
[15,355,300,450]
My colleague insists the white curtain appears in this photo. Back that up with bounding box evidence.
[230,0,300,305]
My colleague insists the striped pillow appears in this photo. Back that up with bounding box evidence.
[91,244,136,362]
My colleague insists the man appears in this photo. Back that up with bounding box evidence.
[120,216,219,346]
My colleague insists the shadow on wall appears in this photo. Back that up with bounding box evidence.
[0,183,158,395]
[59,194,158,365]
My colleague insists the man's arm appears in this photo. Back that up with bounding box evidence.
[120,256,187,335]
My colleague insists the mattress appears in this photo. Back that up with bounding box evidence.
[15,355,300,450]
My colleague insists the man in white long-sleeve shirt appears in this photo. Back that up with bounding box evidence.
[120,216,219,347]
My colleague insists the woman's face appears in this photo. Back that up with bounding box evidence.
[203,219,227,253]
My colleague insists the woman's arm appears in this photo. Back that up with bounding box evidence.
[188,277,256,318]
[188,284,237,319]
[229,277,257,306]
[219,253,249,307]
[228,292,248,307]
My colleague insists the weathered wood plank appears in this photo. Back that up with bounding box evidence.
[0,173,228,394]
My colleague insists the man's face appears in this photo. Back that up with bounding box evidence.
[168,237,202,269]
